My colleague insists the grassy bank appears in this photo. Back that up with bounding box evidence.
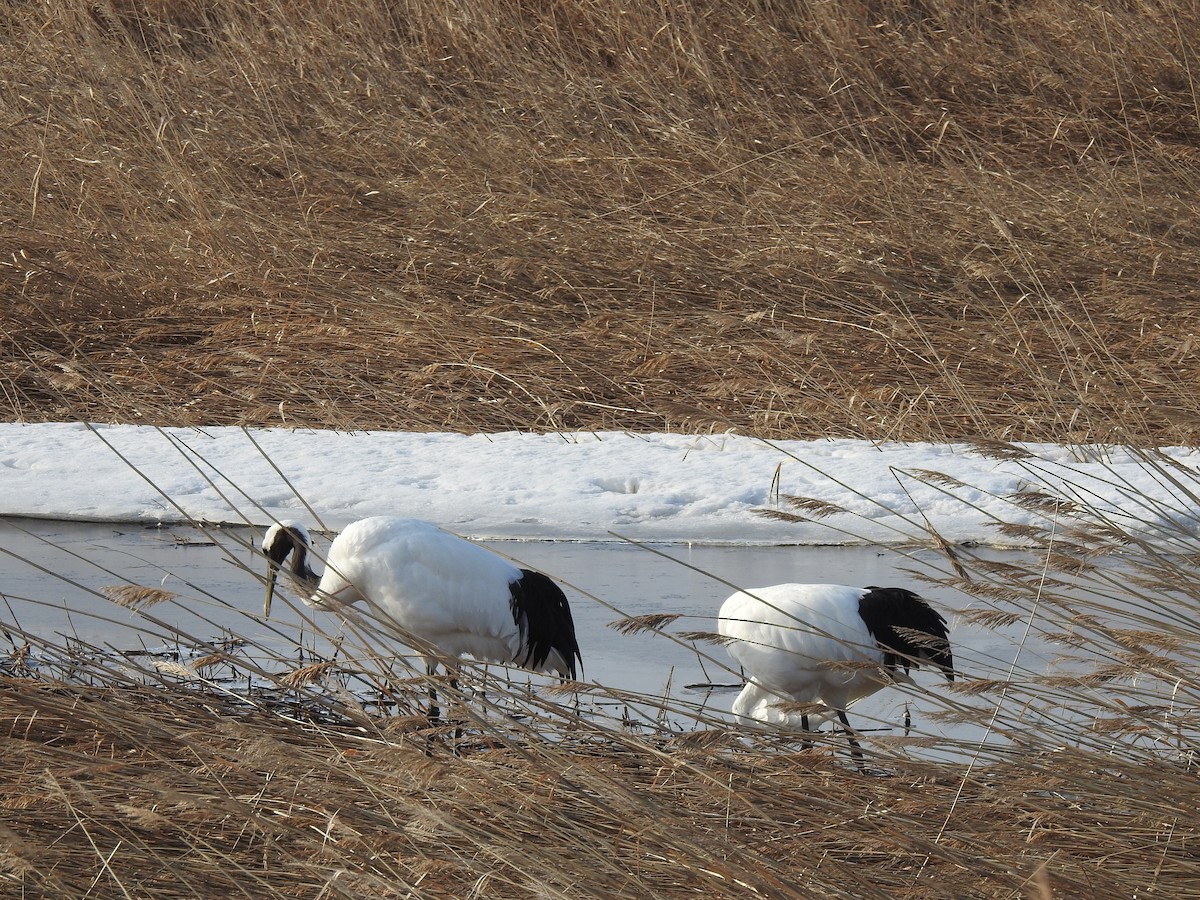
[4,0,1200,443]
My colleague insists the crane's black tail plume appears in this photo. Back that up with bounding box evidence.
[858,586,954,680]
[510,570,583,680]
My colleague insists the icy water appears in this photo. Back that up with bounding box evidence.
[0,517,1186,765]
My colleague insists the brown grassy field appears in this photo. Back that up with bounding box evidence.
[4,0,1200,443]
[4,1,1200,897]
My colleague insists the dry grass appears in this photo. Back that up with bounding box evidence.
[5,1,1200,896]
[2,661,1198,899]
[3,0,1200,442]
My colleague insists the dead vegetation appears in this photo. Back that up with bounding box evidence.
[5,1,1200,896]
[3,0,1200,442]
[3,667,1198,899]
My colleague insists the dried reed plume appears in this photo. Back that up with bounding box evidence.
[608,613,683,635]
[280,660,338,689]
[102,585,177,609]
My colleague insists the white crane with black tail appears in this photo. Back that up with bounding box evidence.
[262,517,582,719]
[718,583,954,762]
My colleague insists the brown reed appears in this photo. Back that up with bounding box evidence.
[3,0,1200,445]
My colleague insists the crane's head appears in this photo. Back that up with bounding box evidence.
[262,520,312,618]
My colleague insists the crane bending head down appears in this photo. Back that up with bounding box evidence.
[262,517,582,680]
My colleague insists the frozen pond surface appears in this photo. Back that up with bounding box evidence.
[1,517,1187,765]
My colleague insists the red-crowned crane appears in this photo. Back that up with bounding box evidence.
[262,517,582,719]
[718,583,953,762]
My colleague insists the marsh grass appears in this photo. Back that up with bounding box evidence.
[4,0,1200,442]
[5,0,1200,895]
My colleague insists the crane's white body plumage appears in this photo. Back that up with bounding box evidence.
[721,584,892,723]
[312,517,573,674]
[718,583,953,753]
[262,517,581,681]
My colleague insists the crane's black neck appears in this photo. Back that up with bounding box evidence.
[289,537,316,583]
[267,526,318,586]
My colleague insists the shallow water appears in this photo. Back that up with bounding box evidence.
[0,517,1188,765]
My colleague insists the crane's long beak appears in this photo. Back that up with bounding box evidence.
[264,565,279,619]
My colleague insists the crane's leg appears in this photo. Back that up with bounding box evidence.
[423,657,464,727]
[476,664,488,704]
[800,713,813,752]
[420,662,463,753]
[835,709,865,765]
[426,661,441,724]
[448,663,463,750]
